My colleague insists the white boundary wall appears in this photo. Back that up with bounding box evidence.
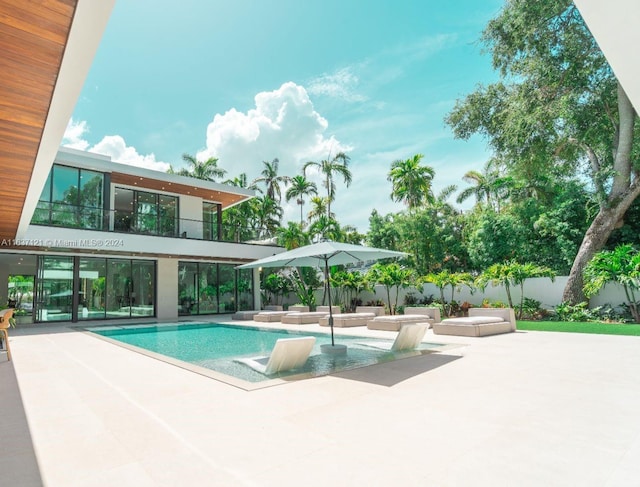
[301,277,630,311]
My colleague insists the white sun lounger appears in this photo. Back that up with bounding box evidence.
[357,323,428,352]
[235,336,316,375]
[433,308,516,337]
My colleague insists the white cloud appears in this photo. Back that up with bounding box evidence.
[62,118,171,172]
[308,67,368,102]
[91,136,171,172]
[62,118,90,150]
[198,81,352,178]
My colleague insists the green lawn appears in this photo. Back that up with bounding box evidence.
[517,320,640,336]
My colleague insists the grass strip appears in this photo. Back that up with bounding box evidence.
[516,320,640,336]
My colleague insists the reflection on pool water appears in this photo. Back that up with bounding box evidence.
[88,323,446,384]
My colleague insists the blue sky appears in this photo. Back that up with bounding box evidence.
[64,0,504,231]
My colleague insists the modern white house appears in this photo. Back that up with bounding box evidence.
[0,147,281,323]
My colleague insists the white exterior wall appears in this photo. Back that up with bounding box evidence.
[157,258,178,321]
[307,276,630,312]
[22,226,282,261]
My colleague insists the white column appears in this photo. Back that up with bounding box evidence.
[156,258,178,320]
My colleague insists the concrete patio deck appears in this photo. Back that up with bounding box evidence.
[2,318,640,486]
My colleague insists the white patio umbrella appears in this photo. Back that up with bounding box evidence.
[237,241,407,351]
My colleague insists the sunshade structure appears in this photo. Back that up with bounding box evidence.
[237,241,407,350]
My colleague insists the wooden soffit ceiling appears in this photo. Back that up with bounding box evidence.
[0,0,77,240]
[110,172,251,208]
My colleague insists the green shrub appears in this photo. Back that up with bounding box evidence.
[552,302,599,322]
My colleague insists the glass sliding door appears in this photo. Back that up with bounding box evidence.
[218,264,236,313]
[237,268,254,311]
[131,260,155,316]
[79,257,106,320]
[106,259,133,318]
[178,262,198,315]
[198,263,218,314]
[178,262,250,315]
[35,256,74,322]
[33,256,155,322]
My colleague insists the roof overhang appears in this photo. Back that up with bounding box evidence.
[0,0,115,240]
[54,146,255,208]
[574,0,640,113]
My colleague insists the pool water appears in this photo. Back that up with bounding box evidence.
[89,323,446,384]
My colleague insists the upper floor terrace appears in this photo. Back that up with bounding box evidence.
[11,148,282,258]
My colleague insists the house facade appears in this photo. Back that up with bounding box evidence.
[0,147,281,323]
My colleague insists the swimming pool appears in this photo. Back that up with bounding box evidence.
[87,322,448,387]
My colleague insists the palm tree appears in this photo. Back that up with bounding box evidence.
[307,196,332,223]
[308,214,341,242]
[286,175,318,224]
[303,152,352,219]
[223,173,255,189]
[252,158,290,203]
[251,195,283,239]
[176,153,227,181]
[388,154,435,211]
[456,159,511,211]
[276,222,310,250]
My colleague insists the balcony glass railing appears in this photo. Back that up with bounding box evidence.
[31,202,277,244]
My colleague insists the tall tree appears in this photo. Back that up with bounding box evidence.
[173,153,227,181]
[308,214,342,242]
[456,158,511,212]
[387,153,435,211]
[252,158,290,202]
[307,196,332,223]
[285,175,318,224]
[303,152,352,219]
[275,221,310,250]
[251,195,283,239]
[446,0,639,304]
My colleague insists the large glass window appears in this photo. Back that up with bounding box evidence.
[35,256,74,322]
[106,259,132,318]
[159,195,178,236]
[198,263,218,314]
[178,262,198,315]
[114,187,178,237]
[136,191,158,234]
[79,258,106,320]
[218,264,236,313]
[34,257,155,322]
[114,187,134,232]
[202,202,219,241]
[131,260,155,316]
[32,164,105,229]
[237,268,254,311]
[178,262,250,315]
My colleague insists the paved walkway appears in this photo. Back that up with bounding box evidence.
[2,319,640,486]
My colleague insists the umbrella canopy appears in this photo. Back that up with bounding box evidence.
[237,241,407,270]
[237,241,407,348]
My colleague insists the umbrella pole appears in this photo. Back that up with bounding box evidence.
[324,259,335,346]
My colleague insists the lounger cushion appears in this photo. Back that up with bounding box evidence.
[440,316,504,325]
[281,312,329,324]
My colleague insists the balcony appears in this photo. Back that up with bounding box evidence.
[31,202,277,244]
